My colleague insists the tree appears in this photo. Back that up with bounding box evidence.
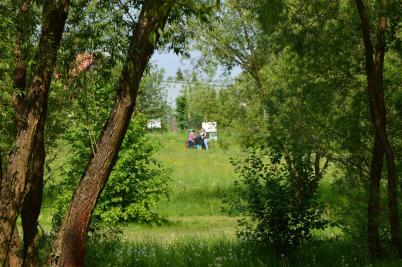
[175,94,188,130]
[354,0,402,257]
[0,0,70,264]
[50,0,217,265]
[1,0,216,265]
[137,65,171,123]
[192,0,267,92]
[254,0,402,258]
[50,1,177,265]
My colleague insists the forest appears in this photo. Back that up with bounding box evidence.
[0,0,402,266]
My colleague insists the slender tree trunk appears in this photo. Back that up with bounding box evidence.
[385,137,401,255]
[355,0,402,257]
[51,1,175,266]
[21,114,45,267]
[0,0,70,264]
[367,133,384,258]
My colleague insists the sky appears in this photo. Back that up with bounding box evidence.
[151,51,195,79]
[150,51,188,106]
[150,51,241,107]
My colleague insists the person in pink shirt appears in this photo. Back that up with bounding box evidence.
[187,130,196,148]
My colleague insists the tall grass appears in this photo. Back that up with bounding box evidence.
[152,131,240,217]
[85,236,402,267]
[42,131,402,266]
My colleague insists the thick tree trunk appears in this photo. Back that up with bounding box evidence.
[21,114,45,267]
[7,228,23,267]
[51,1,175,266]
[0,150,3,183]
[355,0,402,257]
[367,133,384,258]
[11,2,44,266]
[0,0,70,264]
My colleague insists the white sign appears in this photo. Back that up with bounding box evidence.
[202,122,217,133]
[147,118,161,129]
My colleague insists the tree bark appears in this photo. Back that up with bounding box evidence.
[0,0,70,264]
[0,150,3,184]
[7,228,23,267]
[367,133,384,258]
[355,0,402,257]
[50,1,175,266]
[21,114,45,267]
[10,2,44,266]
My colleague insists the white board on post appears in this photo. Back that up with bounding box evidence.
[147,118,162,129]
[201,122,217,133]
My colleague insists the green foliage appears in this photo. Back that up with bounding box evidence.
[232,149,328,253]
[175,94,188,130]
[137,66,171,123]
[185,83,219,129]
[217,74,268,147]
[191,0,267,78]
[48,60,171,229]
[51,116,171,229]
[95,114,171,223]
[84,223,123,266]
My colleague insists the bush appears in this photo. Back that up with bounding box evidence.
[94,115,171,223]
[232,149,328,254]
[51,114,171,234]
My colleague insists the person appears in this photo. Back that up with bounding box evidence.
[187,130,196,148]
[200,128,208,149]
[194,133,204,149]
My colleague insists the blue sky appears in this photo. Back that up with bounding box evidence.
[151,51,241,107]
[151,51,191,79]
[151,51,189,106]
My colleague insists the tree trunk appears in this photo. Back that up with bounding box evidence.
[0,150,3,183]
[11,2,44,266]
[0,0,70,264]
[50,1,175,266]
[21,114,45,267]
[7,228,23,267]
[355,0,402,257]
[367,133,384,258]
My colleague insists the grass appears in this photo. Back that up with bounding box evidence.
[153,131,240,217]
[40,131,402,266]
[85,237,402,267]
[117,131,242,243]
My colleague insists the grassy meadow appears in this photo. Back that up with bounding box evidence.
[40,131,402,266]
[120,131,241,242]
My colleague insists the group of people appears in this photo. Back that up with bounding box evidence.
[187,128,208,149]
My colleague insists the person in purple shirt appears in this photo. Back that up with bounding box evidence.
[187,130,196,148]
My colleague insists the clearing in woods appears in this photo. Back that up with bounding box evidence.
[122,131,241,242]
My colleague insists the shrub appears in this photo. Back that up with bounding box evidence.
[232,149,328,254]
[51,114,171,234]
[94,115,171,223]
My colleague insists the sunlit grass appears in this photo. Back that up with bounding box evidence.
[86,236,402,267]
[122,216,238,242]
[151,131,240,217]
[41,131,402,266]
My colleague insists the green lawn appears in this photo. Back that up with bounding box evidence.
[40,131,402,266]
[123,131,241,241]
